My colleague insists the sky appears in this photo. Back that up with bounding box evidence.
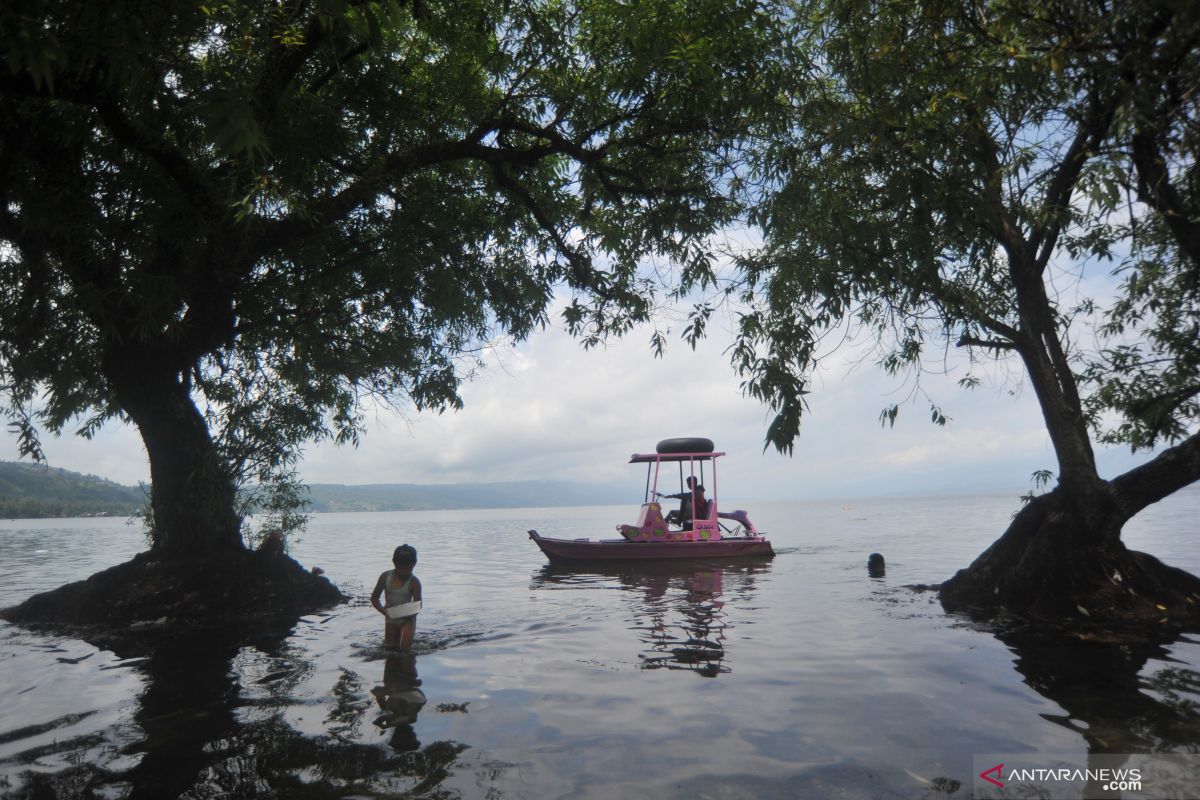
[4,293,1157,504]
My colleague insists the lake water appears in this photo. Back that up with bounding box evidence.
[1,490,1199,799]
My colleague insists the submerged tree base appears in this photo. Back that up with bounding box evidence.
[0,547,346,646]
[940,493,1200,640]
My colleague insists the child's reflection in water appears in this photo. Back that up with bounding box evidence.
[371,652,426,752]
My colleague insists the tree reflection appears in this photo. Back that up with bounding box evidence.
[997,631,1200,756]
[533,560,771,677]
[126,633,247,799]
[14,627,465,799]
[990,630,1200,798]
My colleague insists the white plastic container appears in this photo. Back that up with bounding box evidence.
[386,600,421,620]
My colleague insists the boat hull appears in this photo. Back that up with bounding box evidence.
[528,531,774,562]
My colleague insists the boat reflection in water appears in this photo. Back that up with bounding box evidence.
[636,565,732,677]
[533,559,772,677]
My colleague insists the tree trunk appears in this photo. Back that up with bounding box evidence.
[104,351,244,556]
[941,234,1200,630]
[940,484,1200,631]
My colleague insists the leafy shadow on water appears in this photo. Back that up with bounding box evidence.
[6,628,467,799]
[531,559,772,678]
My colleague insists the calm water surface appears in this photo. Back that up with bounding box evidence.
[1,490,1199,798]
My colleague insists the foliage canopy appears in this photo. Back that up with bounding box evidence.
[0,0,786,550]
[727,0,1199,502]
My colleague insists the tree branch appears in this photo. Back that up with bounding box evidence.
[0,71,223,219]
[1122,6,1200,267]
[965,109,1030,266]
[488,165,601,295]
[93,100,223,219]
[1132,129,1200,267]
[306,41,371,94]
[254,11,329,123]
[1109,430,1200,523]
[956,335,1019,351]
[251,136,559,255]
[1030,87,1116,274]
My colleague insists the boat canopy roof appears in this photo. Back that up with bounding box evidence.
[630,437,725,464]
[629,451,725,464]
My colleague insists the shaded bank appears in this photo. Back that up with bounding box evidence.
[0,548,345,642]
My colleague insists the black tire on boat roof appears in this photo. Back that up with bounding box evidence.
[656,437,715,454]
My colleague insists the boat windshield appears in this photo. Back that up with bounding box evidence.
[630,451,723,504]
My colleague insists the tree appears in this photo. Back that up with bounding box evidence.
[729,0,1200,629]
[0,0,783,564]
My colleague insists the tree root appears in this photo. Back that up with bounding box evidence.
[940,496,1200,640]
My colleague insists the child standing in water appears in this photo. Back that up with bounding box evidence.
[370,544,423,651]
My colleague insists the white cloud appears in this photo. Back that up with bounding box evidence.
[878,427,1050,469]
[294,309,1064,500]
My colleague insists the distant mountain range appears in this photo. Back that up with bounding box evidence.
[0,461,628,519]
[0,461,146,519]
[305,481,627,512]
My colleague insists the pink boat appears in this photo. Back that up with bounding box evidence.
[529,438,775,562]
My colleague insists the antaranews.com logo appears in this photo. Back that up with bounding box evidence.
[973,754,1200,799]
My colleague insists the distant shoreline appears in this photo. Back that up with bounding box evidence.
[0,461,629,519]
[9,459,1192,521]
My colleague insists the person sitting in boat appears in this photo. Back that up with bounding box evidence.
[688,484,709,529]
[661,477,702,528]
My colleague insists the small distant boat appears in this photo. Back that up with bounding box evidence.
[528,437,774,562]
